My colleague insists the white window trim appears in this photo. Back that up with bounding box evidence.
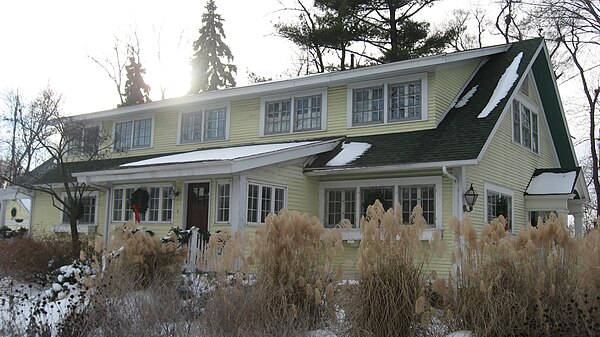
[111,184,174,224]
[246,180,288,225]
[511,95,540,155]
[259,88,328,137]
[346,73,428,128]
[319,176,443,231]
[112,113,155,151]
[215,180,232,224]
[176,102,231,145]
[483,182,515,232]
[58,191,99,225]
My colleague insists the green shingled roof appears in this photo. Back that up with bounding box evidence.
[306,38,547,172]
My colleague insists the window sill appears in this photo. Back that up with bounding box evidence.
[334,227,441,242]
[350,117,426,129]
[53,224,97,234]
[260,128,325,138]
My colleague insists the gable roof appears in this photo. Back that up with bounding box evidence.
[307,38,546,174]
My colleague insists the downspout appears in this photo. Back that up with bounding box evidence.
[442,166,461,219]
[103,184,112,249]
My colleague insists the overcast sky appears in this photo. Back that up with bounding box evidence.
[0,0,483,115]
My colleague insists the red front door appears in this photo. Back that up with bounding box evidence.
[186,183,210,231]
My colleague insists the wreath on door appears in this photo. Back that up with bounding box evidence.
[130,188,150,223]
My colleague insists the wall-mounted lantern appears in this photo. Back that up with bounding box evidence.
[463,183,479,212]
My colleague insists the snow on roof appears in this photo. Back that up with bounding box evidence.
[477,52,523,118]
[326,142,371,166]
[526,171,577,195]
[121,141,318,167]
[454,85,478,108]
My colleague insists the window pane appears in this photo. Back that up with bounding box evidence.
[162,187,173,222]
[389,81,421,121]
[521,106,531,149]
[274,188,285,213]
[325,189,356,228]
[260,186,272,223]
[512,100,521,144]
[149,187,160,221]
[361,186,394,216]
[531,112,538,153]
[265,99,291,134]
[294,95,322,131]
[353,87,384,125]
[217,183,231,222]
[133,118,152,148]
[205,108,227,140]
[80,196,96,224]
[399,185,435,227]
[82,126,100,154]
[181,112,202,143]
[114,121,132,150]
[247,184,259,223]
[113,189,123,221]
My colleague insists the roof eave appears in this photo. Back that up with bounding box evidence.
[305,159,479,176]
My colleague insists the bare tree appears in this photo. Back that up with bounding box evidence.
[0,87,112,253]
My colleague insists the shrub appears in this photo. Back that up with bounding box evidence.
[437,214,600,337]
[106,221,187,288]
[345,201,444,337]
[0,235,77,284]
[203,209,344,336]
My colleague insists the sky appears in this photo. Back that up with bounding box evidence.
[0,0,590,158]
[0,0,479,115]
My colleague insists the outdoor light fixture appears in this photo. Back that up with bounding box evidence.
[170,184,180,198]
[463,183,478,212]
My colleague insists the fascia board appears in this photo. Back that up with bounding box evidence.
[304,159,478,176]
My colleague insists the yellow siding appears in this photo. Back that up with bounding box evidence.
[82,60,480,161]
[467,99,558,231]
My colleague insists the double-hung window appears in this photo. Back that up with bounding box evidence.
[114,117,153,151]
[325,189,356,228]
[349,74,427,127]
[247,182,286,224]
[512,99,539,153]
[261,89,327,136]
[179,106,228,143]
[112,186,174,223]
[62,195,97,224]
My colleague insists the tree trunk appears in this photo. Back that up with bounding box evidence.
[69,215,81,257]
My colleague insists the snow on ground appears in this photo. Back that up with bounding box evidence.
[477,52,523,118]
[326,142,371,166]
[454,85,478,108]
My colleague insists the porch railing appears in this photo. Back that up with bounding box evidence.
[183,227,207,271]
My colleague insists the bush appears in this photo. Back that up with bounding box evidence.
[0,235,77,284]
[437,214,600,337]
[202,209,344,336]
[345,201,444,337]
[106,221,187,288]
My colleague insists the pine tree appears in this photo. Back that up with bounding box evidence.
[120,55,151,107]
[190,0,237,93]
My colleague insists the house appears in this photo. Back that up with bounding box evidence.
[10,38,588,271]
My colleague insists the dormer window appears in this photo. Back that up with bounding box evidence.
[260,88,327,136]
[67,125,101,155]
[114,116,153,151]
[178,105,229,144]
[348,73,427,127]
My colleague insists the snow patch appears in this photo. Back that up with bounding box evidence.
[454,85,478,108]
[326,142,371,166]
[445,331,474,337]
[122,141,318,167]
[526,171,577,195]
[477,52,523,118]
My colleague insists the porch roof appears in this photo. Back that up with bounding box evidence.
[72,139,340,183]
[525,168,583,196]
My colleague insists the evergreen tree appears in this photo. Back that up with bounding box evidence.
[190,0,237,93]
[120,55,151,107]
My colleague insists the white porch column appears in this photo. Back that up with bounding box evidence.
[0,199,6,228]
[573,211,583,236]
[231,174,247,232]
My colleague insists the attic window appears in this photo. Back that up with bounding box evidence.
[512,99,539,153]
